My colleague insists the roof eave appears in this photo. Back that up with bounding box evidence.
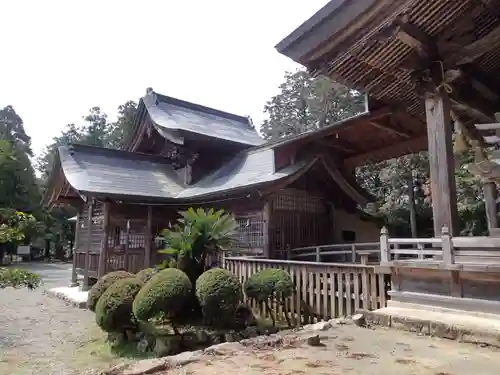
[275,0,378,65]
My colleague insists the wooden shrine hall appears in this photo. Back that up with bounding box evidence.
[43,89,423,289]
[276,0,500,315]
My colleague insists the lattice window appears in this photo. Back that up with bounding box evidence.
[272,190,326,213]
[234,212,264,249]
[108,224,145,249]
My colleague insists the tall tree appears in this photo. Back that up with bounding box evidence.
[0,106,33,156]
[260,69,485,237]
[261,70,365,140]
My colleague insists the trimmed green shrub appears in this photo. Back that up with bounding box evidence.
[244,268,294,302]
[136,268,157,283]
[95,277,143,333]
[195,268,242,325]
[87,270,133,312]
[133,268,192,322]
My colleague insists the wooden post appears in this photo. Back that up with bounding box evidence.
[407,174,418,238]
[124,219,131,271]
[441,225,454,265]
[380,227,390,263]
[351,243,356,263]
[97,202,110,278]
[315,247,321,262]
[70,211,80,287]
[483,181,498,233]
[144,206,153,268]
[262,202,271,258]
[424,89,459,236]
[83,200,94,291]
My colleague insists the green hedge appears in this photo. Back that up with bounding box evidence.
[95,277,143,332]
[133,268,192,322]
[195,268,242,325]
[87,270,133,312]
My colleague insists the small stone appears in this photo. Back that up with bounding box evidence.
[306,334,321,346]
[155,336,181,357]
[196,330,209,344]
[310,321,332,331]
[208,332,223,345]
[352,313,366,327]
[244,326,259,338]
[224,332,237,342]
[136,338,150,353]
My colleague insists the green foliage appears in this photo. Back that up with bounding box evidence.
[0,209,36,244]
[135,268,158,284]
[133,268,192,322]
[261,69,364,140]
[0,268,41,289]
[95,277,143,333]
[244,268,294,302]
[87,271,133,312]
[195,268,242,326]
[159,208,238,282]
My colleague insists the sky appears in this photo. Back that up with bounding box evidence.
[0,0,330,158]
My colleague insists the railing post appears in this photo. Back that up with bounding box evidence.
[315,247,321,262]
[380,227,390,263]
[351,244,356,263]
[441,225,454,265]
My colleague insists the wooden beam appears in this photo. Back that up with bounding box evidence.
[97,202,110,278]
[83,200,94,291]
[424,88,459,236]
[124,220,131,271]
[70,211,80,287]
[343,136,428,169]
[316,139,355,153]
[453,24,500,65]
[393,21,437,59]
[369,120,411,138]
[484,181,499,233]
[144,206,153,268]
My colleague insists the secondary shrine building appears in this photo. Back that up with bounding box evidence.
[43,89,391,288]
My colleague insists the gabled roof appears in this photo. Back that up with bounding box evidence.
[47,144,305,203]
[124,90,265,150]
[56,144,184,199]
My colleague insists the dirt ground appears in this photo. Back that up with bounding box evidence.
[162,323,500,375]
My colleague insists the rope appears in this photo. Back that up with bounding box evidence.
[434,61,453,94]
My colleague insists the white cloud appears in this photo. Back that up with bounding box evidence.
[0,0,330,157]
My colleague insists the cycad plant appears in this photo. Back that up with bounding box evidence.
[158,208,238,283]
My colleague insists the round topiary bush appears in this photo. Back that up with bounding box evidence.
[95,277,143,333]
[195,268,242,325]
[133,268,192,322]
[87,270,133,312]
[136,268,157,283]
[244,268,294,302]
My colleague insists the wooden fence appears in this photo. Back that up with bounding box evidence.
[224,256,387,325]
[380,226,500,270]
[275,242,380,264]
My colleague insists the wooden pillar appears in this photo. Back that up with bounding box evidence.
[83,199,94,291]
[144,206,153,268]
[407,174,418,238]
[97,202,110,278]
[124,219,131,271]
[483,181,498,233]
[70,211,80,287]
[262,202,271,258]
[424,89,459,236]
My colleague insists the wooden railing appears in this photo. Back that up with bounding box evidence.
[380,226,500,270]
[224,256,387,324]
[74,249,145,276]
[74,250,99,275]
[275,242,380,264]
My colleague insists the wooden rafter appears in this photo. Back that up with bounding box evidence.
[369,120,411,138]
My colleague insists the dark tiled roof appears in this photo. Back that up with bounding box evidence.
[58,145,184,199]
[56,144,302,201]
[144,91,265,146]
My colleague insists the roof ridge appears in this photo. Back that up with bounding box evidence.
[152,92,253,126]
[63,143,176,165]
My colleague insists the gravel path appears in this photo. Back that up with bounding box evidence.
[0,263,119,375]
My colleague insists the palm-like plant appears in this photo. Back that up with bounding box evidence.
[158,208,238,282]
